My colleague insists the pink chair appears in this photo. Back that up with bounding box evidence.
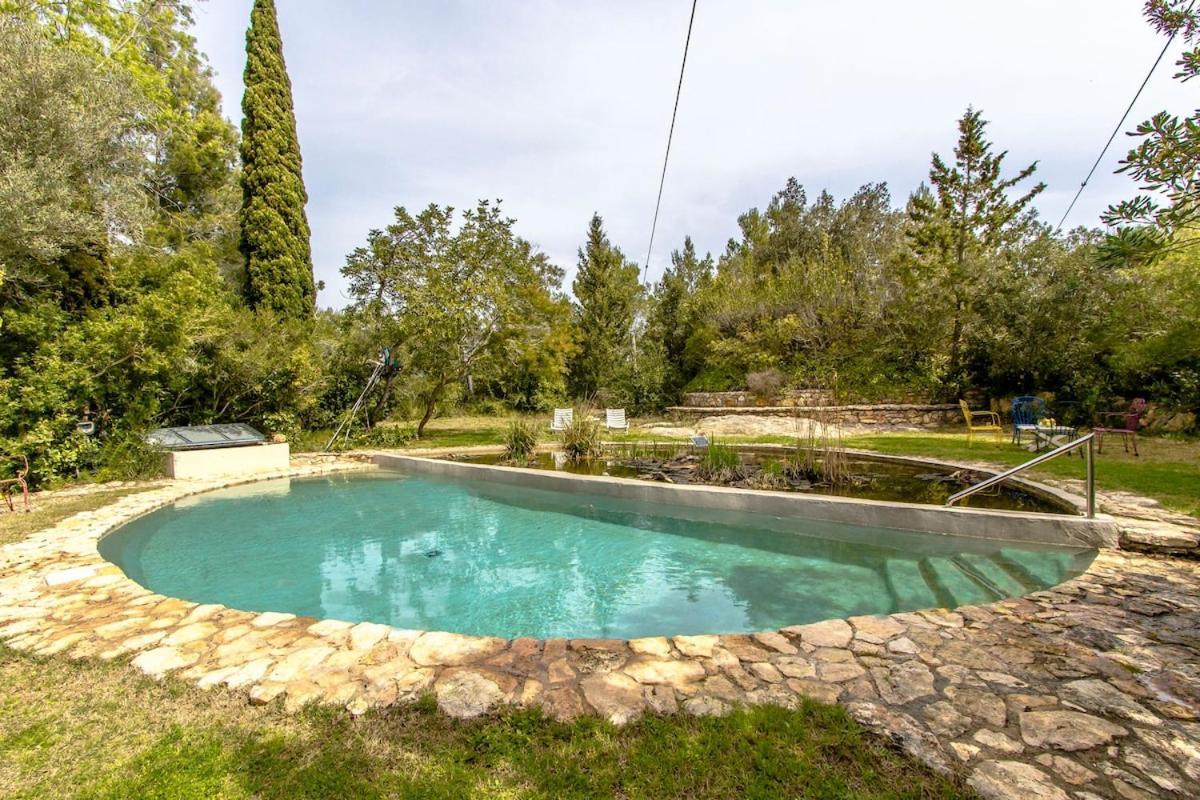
[1,454,29,512]
[1093,399,1147,456]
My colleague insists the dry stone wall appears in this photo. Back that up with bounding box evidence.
[667,404,960,429]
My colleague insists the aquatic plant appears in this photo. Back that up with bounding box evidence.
[560,409,604,461]
[751,458,790,490]
[787,390,850,486]
[696,439,744,482]
[503,419,540,463]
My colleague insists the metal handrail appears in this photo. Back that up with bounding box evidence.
[945,433,1096,518]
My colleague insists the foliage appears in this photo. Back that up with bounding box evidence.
[902,108,1045,388]
[1,0,241,249]
[698,181,910,394]
[5,0,1200,488]
[567,214,644,401]
[352,424,414,449]
[644,237,713,401]
[560,410,604,462]
[695,440,743,482]
[93,430,166,482]
[0,19,148,313]
[239,0,314,318]
[746,369,785,400]
[788,414,850,486]
[1102,1,1200,261]
[502,418,540,463]
[1107,240,1200,410]
[341,201,564,436]
[752,457,791,490]
[0,5,330,485]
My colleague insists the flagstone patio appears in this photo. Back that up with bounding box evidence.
[1,455,1197,799]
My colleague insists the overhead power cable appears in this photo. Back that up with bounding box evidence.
[1057,7,1190,229]
[642,0,698,283]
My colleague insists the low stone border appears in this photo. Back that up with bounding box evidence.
[2,455,1199,800]
[666,403,961,428]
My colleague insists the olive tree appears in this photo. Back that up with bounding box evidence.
[342,200,559,436]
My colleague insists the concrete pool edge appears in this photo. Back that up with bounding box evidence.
[372,451,1118,549]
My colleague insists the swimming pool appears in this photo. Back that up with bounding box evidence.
[99,470,1096,639]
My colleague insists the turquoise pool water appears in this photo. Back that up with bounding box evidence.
[99,471,1096,639]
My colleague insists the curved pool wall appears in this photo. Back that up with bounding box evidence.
[99,469,1098,639]
[375,453,1117,549]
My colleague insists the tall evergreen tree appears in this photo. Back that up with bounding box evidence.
[239,0,314,318]
[647,236,712,399]
[567,213,641,398]
[905,108,1044,384]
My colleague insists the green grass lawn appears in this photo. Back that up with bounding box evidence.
[0,647,967,799]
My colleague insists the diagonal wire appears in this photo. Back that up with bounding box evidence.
[1057,5,1191,230]
[642,0,699,283]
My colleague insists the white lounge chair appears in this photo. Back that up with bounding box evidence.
[550,408,574,432]
[605,408,629,431]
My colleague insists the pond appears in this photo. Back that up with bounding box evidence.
[457,448,1071,515]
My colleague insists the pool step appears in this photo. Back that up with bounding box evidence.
[950,555,1016,599]
[889,553,1035,614]
[997,548,1068,588]
[916,558,961,609]
[882,559,939,612]
[982,553,1043,593]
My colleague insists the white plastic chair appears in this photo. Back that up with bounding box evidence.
[550,408,574,432]
[605,408,629,431]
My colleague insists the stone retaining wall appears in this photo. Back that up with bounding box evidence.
[667,403,961,429]
[682,389,934,408]
[682,389,835,408]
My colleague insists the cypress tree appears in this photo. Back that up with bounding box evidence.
[239,0,314,317]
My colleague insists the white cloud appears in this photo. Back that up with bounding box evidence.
[191,0,1195,307]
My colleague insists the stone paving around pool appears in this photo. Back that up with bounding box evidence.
[1,455,1199,799]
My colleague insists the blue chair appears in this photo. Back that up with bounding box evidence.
[1011,396,1046,445]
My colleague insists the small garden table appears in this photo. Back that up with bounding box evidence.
[1032,424,1079,454]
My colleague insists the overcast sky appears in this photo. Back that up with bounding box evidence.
[191,1,1194,308]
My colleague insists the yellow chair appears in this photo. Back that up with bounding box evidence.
[959,400,1003,447]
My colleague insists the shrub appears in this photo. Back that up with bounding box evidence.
[746,369,784,400]
[347,424,413,450]
[560,411,603,461]
[503,419,539,463]
[94,430,164,482]
[260,410,303,444]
